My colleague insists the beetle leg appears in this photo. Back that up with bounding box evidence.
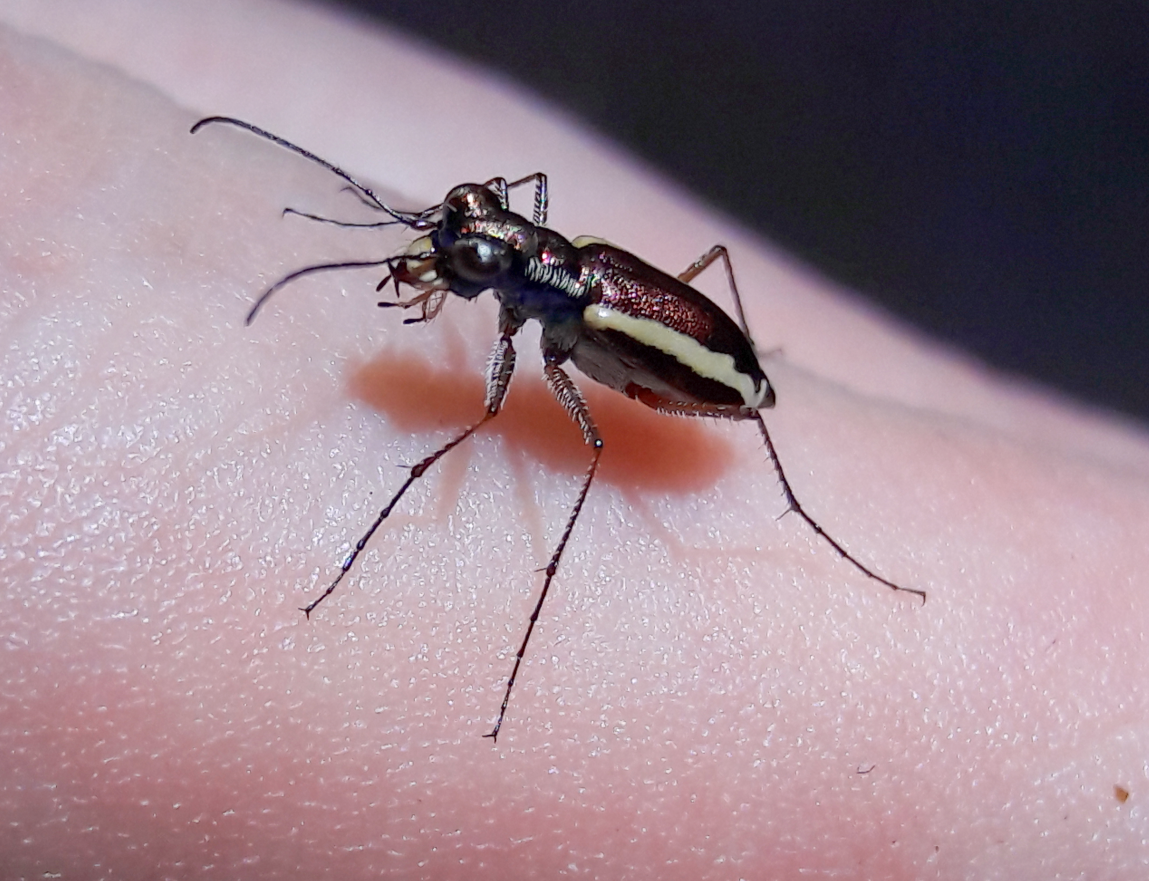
[612,389,925,602]
[300,332,518,618]
[676,244,757,352]
[751,412,926,603]
[484,172,549,225]
[485,361,602,741]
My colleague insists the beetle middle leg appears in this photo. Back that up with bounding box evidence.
[676,246,925,603]
[483,172,549,225]
[484,359,603,742]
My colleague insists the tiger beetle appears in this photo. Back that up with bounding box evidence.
[192,116,925,742]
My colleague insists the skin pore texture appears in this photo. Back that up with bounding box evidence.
[4,2,1149,878]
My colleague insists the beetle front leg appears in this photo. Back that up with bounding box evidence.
[301,332,518,618]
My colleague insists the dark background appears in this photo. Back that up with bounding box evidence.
[333,0,1149,423]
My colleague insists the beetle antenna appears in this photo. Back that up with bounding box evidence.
[245,258,398,325]
[190,116,435,229]
[282,207,403,229]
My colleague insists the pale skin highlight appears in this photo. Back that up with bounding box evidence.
[3,3,1149,879]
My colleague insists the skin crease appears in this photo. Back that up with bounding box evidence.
[4,2,1149,879]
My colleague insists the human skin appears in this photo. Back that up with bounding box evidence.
[3,2,1149,878]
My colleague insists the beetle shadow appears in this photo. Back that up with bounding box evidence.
[346,350,735,498]
[344,346,789,573]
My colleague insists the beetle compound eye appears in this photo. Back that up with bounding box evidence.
[449,236,513,284]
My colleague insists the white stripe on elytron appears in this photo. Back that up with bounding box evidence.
[582,304,770,408]
[571,234,613,248]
